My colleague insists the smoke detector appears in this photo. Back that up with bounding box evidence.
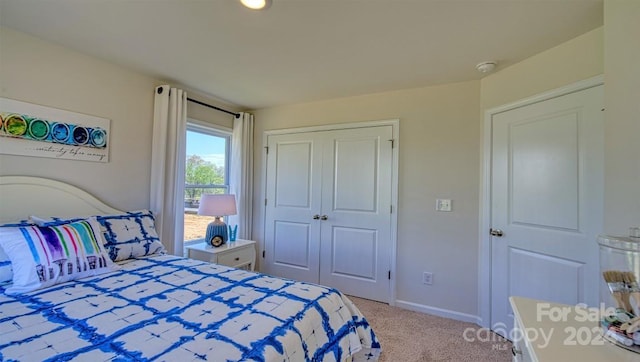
[476,61,497,73]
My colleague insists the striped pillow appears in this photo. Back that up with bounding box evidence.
[32,210,166,262]
[0,218,117,294]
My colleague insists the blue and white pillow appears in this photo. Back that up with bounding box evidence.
[0,219,33,283]
[97,210,165,262]
[0,218,118,294]
[32,210,166,262]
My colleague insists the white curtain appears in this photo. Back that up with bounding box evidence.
[229,112,254,240]
[150,85,187,255]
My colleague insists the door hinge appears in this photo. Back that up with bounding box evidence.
[388,139,394,148]
[388,270,391,280]
[265,198,267,206]
[265,146,269,154]
[262,250,265,258]
[390,205,393,214]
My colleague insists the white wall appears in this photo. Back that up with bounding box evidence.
[253,81,482,319]
[0,27,238,212]
[0,27,159,210]
[480,27,603,110]
[603,0,640,234]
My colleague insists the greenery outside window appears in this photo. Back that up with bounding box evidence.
[184,121,231,242]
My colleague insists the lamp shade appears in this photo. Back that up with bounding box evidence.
[198,194,237,217]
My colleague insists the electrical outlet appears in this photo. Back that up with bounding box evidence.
[423,272,433,285]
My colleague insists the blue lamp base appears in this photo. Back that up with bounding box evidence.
[205,218,228,246]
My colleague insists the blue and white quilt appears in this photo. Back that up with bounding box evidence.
[0,255,381,361]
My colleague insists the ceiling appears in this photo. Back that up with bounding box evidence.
[0,0,603,110]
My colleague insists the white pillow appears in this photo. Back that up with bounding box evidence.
[0,220,33,283]
[0,218,118,294]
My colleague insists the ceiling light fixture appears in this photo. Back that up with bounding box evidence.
[476,61,497,73]
[241,0,272,10]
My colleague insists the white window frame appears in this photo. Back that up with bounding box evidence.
[183,120,232,250]
[185,119,232,193]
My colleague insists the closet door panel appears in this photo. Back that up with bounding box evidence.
[330,227,377,280]
[333,137,378,212]
[273,221,311,268]
[274,142,312,208]
[264,134,321,283]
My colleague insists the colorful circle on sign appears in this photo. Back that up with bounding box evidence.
[5,114,27,136]
[51,122,70,142]
[28,118,50,140]
[90,128,106,148]
[72,126,89,145]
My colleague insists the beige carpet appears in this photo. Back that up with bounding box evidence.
[349,296,512,362]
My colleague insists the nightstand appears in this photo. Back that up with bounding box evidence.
[185,239,257,271]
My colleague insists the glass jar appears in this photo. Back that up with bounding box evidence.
[598,234,640,313]
[598,233,640,352]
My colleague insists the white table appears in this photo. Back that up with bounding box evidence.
[185,239,257,271]
[510,296,639,361]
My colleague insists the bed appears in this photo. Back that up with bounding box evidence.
[0,176,381,361]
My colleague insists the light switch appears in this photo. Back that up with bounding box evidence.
[436,199,452,212]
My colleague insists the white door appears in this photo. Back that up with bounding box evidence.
[263,132,323,284]
[319,126,393,301]
[490,85,604,336]
[264,125,394,302]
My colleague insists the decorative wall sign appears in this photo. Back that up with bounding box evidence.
[0,98,110,162]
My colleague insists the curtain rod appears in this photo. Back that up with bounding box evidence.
[187,97,240,118]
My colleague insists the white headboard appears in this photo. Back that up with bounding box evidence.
[0,176,122,223]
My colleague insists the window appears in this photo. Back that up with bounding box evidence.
[184,122,231,243]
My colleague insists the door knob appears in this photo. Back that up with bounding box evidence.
[490,228,504,237]
[313,214,320,220]
[320,215,328,220]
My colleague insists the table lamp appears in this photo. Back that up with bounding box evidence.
[197,194,237,247]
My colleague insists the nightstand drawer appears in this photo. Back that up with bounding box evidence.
[217,246,255,268]
[188,248,217,263]
[185,239,257,271]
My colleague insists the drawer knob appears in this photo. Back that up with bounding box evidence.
[235,257,240,261]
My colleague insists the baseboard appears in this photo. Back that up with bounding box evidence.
[395,299,480,325]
